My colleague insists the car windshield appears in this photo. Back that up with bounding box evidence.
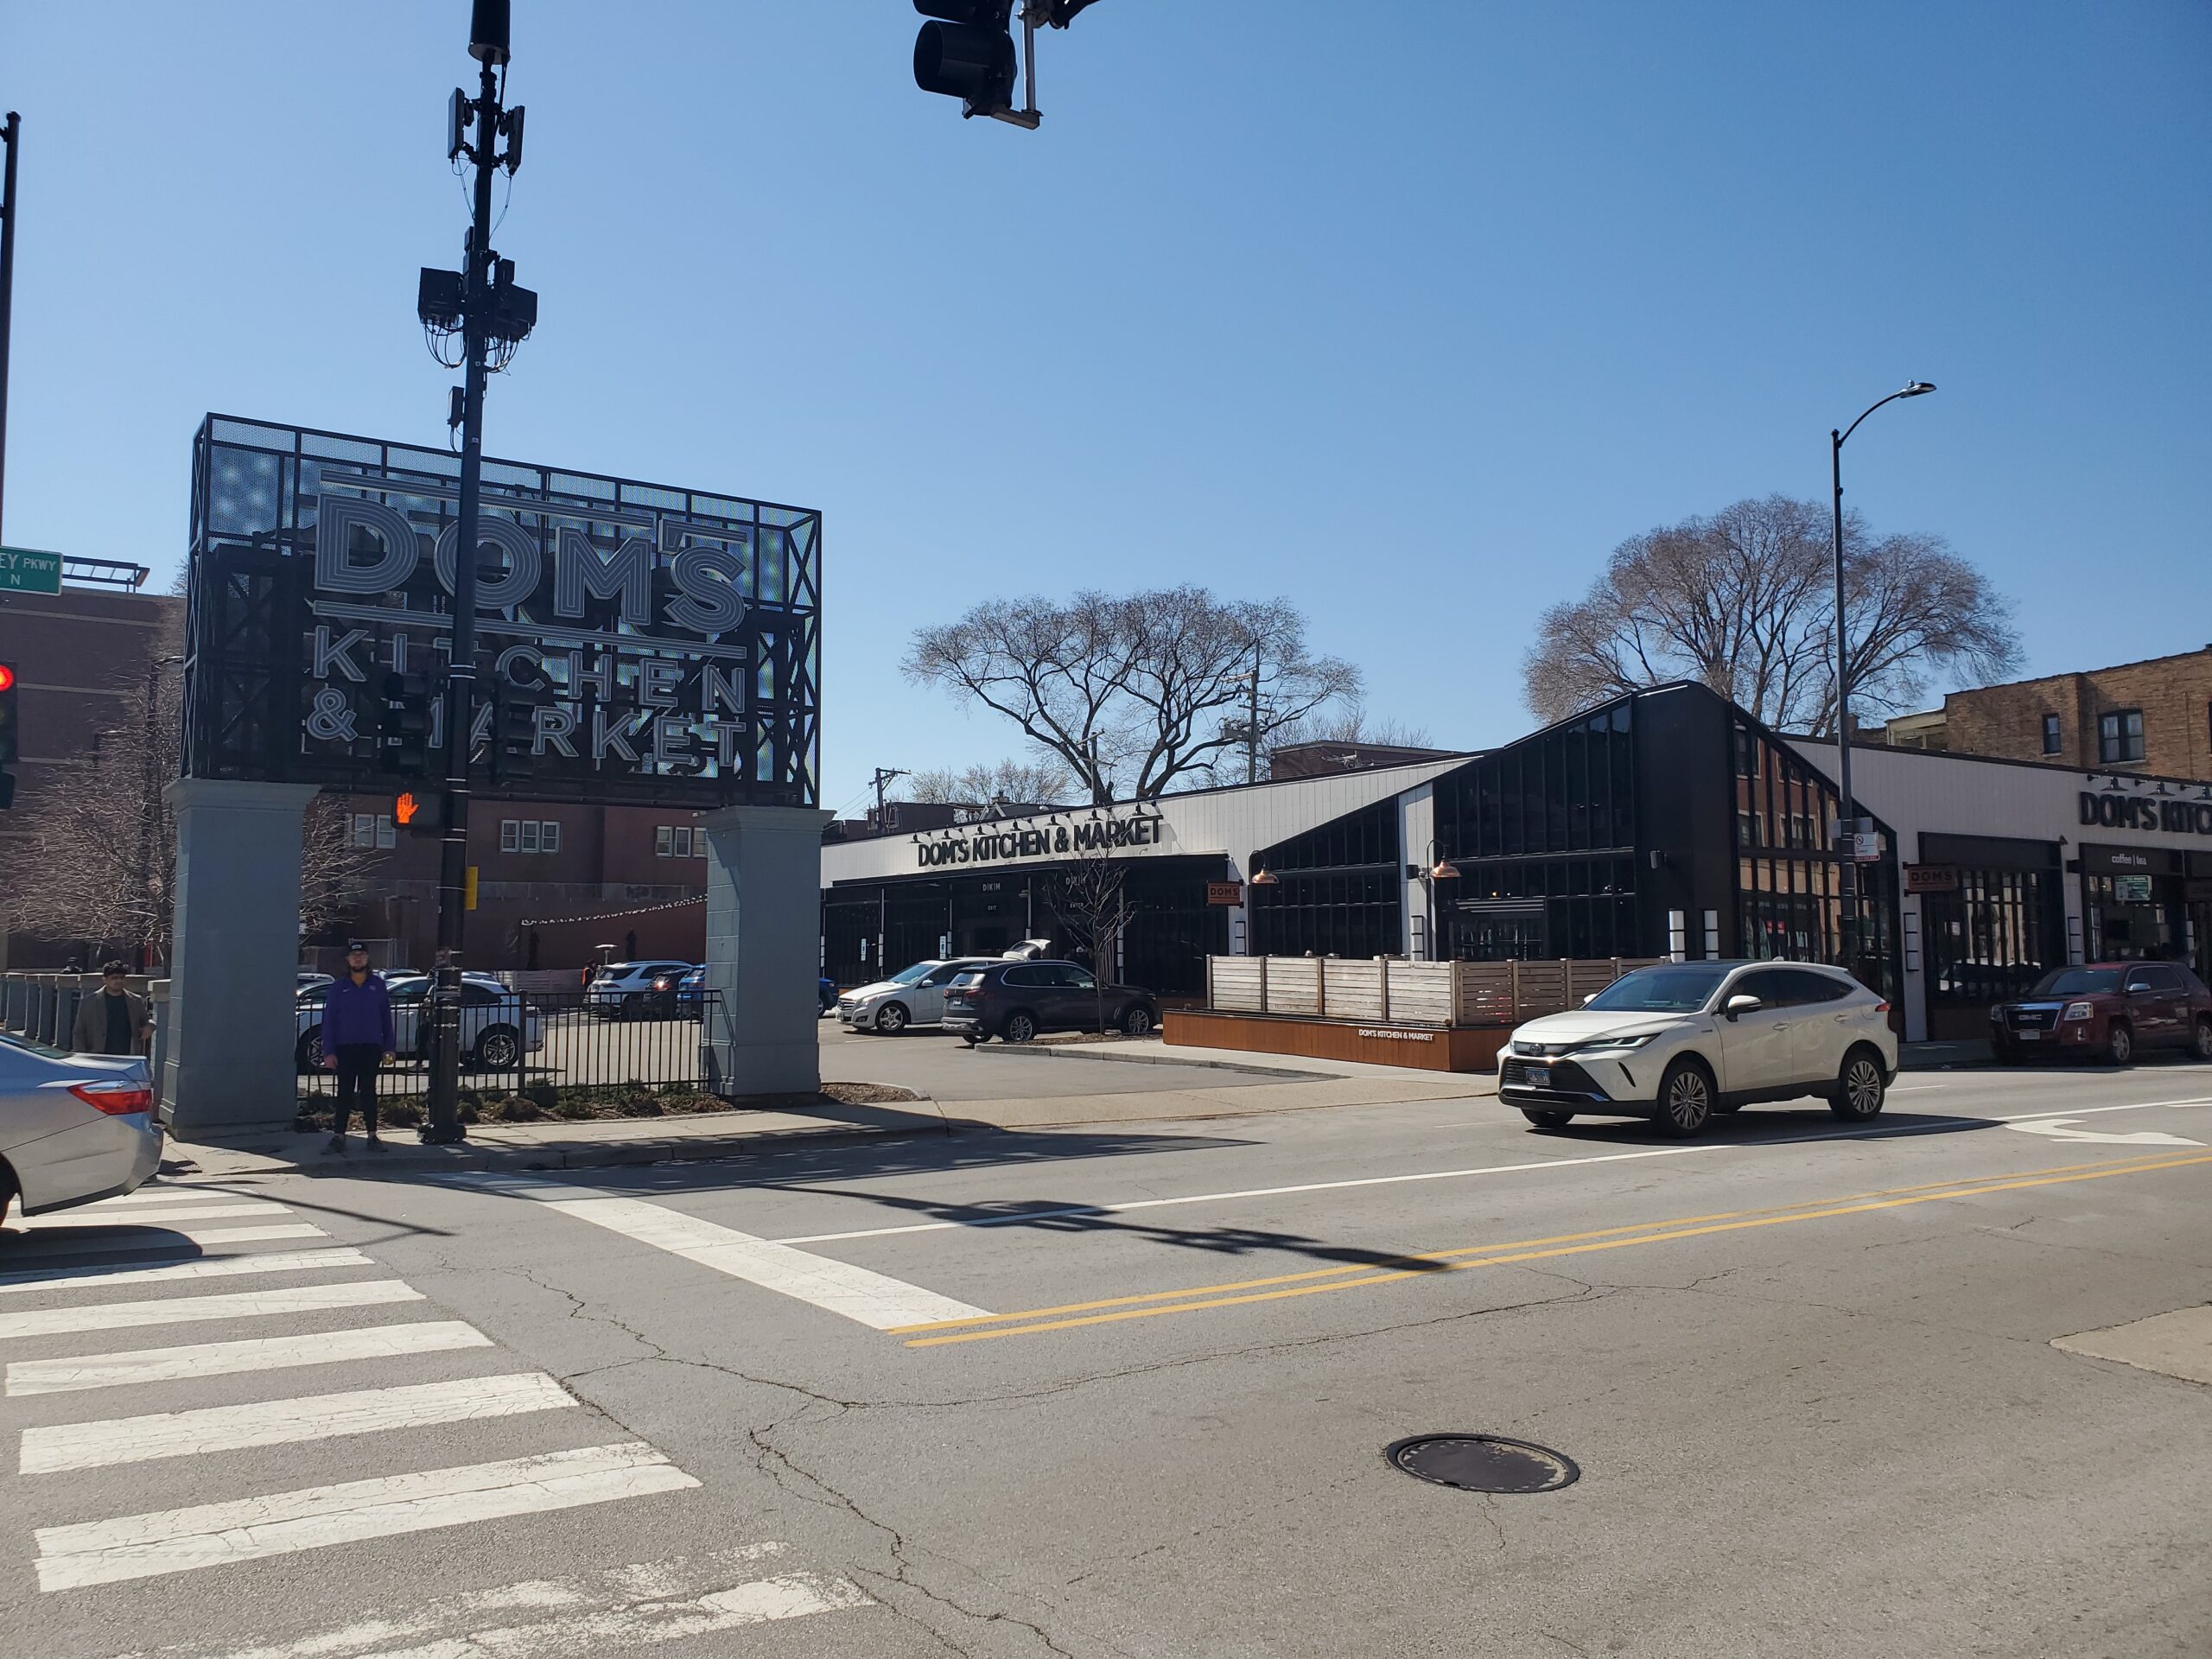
[1582,964,1732,1013]
[2031,968,2125,995]
[948,969,988,987]
[889,962,941,985]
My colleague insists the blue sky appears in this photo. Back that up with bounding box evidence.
[6,2,2207,817]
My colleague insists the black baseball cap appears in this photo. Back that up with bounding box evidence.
[345,941,370,954]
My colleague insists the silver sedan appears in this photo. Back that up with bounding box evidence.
[0,1033,164,1223]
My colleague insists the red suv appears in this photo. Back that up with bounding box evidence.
[1990,962,2212,1065]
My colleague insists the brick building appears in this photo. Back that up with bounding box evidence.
[1929,645,2212,778]
[0,578,183,968]
[0,575,710,972]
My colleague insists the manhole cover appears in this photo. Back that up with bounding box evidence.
[1385,1434,1579,1494]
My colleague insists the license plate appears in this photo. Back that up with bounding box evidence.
[1526,1065,1551,1088]
[2016,1030,2039,1042]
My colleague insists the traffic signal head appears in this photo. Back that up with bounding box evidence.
[493,683,539,783]
[0,659,18,767]
[913,0,1018,115]
[378,671,436,777]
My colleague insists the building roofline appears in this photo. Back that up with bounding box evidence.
[1781,729,2212,792]
[1938,642,2212,699]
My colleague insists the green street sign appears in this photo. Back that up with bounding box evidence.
[0,547,63,595]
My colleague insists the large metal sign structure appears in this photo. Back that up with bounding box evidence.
[182,414,821,809]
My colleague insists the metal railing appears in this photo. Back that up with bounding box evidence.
[1205,957,1662,1028]
[295,988,729,1122]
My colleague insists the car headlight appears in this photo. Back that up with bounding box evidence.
[1569,1031,1660,1055]
[2062,1001,2094,1022]
[1988,1005,2005,1022]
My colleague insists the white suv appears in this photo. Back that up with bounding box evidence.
[1499,960,1897,1138]
[838,958,1000,1033]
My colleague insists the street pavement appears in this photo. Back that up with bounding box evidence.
[5,1058,2210,1657]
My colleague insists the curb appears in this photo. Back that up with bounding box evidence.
[962,1043,1335,1082]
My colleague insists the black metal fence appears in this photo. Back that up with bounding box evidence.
[296,988,729,1124]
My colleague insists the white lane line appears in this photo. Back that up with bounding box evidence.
[768,1094,2212,1245]
[2,1224,327,1257]
[0,1279,419,1341]
[464,1178,988,1330]
[20,1370,575,1472]
[0,1248,373,1295]
[8,1319,493,1396]
[35,1441,700,1590]
[17,1202,291,1227]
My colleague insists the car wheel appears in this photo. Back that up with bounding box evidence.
[1521,1109,1573,1129]
[296,1029,323,1073]
[1654,1058,1716,1139]
[0,1162,16,1228]
[960,1035,981,1047]
[874,1002,910,1034]
[474,1026,521,1070]
[1828,1046,1888,1121]
[2192,1019,2212,1063]
[1002,1011,1038,1044]
[2106,1021,2135,1066]
[1122,1005,1154,1037]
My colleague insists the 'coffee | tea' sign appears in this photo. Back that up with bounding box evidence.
[183,416,821,809]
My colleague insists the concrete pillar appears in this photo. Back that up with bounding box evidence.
[699,804,834,1096]
[163,779,321,1135]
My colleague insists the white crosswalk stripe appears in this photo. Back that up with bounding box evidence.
[17,1201,293,1227]
[4,1223,328,1256]
[1,1197,754,1618]
[0,1248,374,1295]
[6,1319,491,1396]
[0,1278,420,1341]
[22,1370,576,1471]
[33,1442,701,1590]
[64,1185,266,1209]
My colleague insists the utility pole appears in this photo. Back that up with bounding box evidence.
[417,0,533,1144]
[870,766,908,827]
[1245,643,1262,785]
[0,111,21,538]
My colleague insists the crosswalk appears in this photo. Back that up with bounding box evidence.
[3,1180,868,1653]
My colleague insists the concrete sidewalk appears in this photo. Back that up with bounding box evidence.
[170,1053,1493,1180]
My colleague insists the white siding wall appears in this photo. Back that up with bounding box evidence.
[1789,740,2212,1040]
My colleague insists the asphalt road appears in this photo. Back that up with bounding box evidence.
[6,1059,2210,1658]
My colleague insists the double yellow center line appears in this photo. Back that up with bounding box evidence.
[892,1150,2212,1349]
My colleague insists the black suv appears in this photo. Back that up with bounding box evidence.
[941,960,1159,1045]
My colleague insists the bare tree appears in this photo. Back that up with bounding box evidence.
[2,613,374,966]
[1523,495,2019,731]
[905,588,1360,802]
[1047,842,1129,1033]
[906,757,1077,811]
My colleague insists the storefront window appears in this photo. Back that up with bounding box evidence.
[1249,798,1402,959]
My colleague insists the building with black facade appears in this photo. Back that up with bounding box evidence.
[821,682,2212,1038]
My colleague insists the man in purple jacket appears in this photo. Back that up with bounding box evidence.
[320,942,397,1153]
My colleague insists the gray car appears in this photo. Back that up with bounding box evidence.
[0,1032,164,1222]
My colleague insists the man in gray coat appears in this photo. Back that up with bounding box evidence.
[72,960,151,1055]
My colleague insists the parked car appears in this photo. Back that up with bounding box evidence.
[819,976,837,1016]
[839,958,1002,1033]
[1990,961,2212,1065]
[584,960,696,1020]
[296,974,543,1071]
[0,1031,163,1223]
[1498,959,1897,1139]
[940,960,1160,1045]
[297,971,333,993]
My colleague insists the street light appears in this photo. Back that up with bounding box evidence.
[1416,841,1457,961]
[1830,380,1936,979]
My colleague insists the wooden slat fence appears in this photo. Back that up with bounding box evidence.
[1205,957,1662,1028]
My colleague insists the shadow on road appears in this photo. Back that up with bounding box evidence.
[1518,1109,2004,1147]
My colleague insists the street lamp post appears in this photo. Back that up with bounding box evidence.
[1830,380,1936,976]
[1417,841,1458,962]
